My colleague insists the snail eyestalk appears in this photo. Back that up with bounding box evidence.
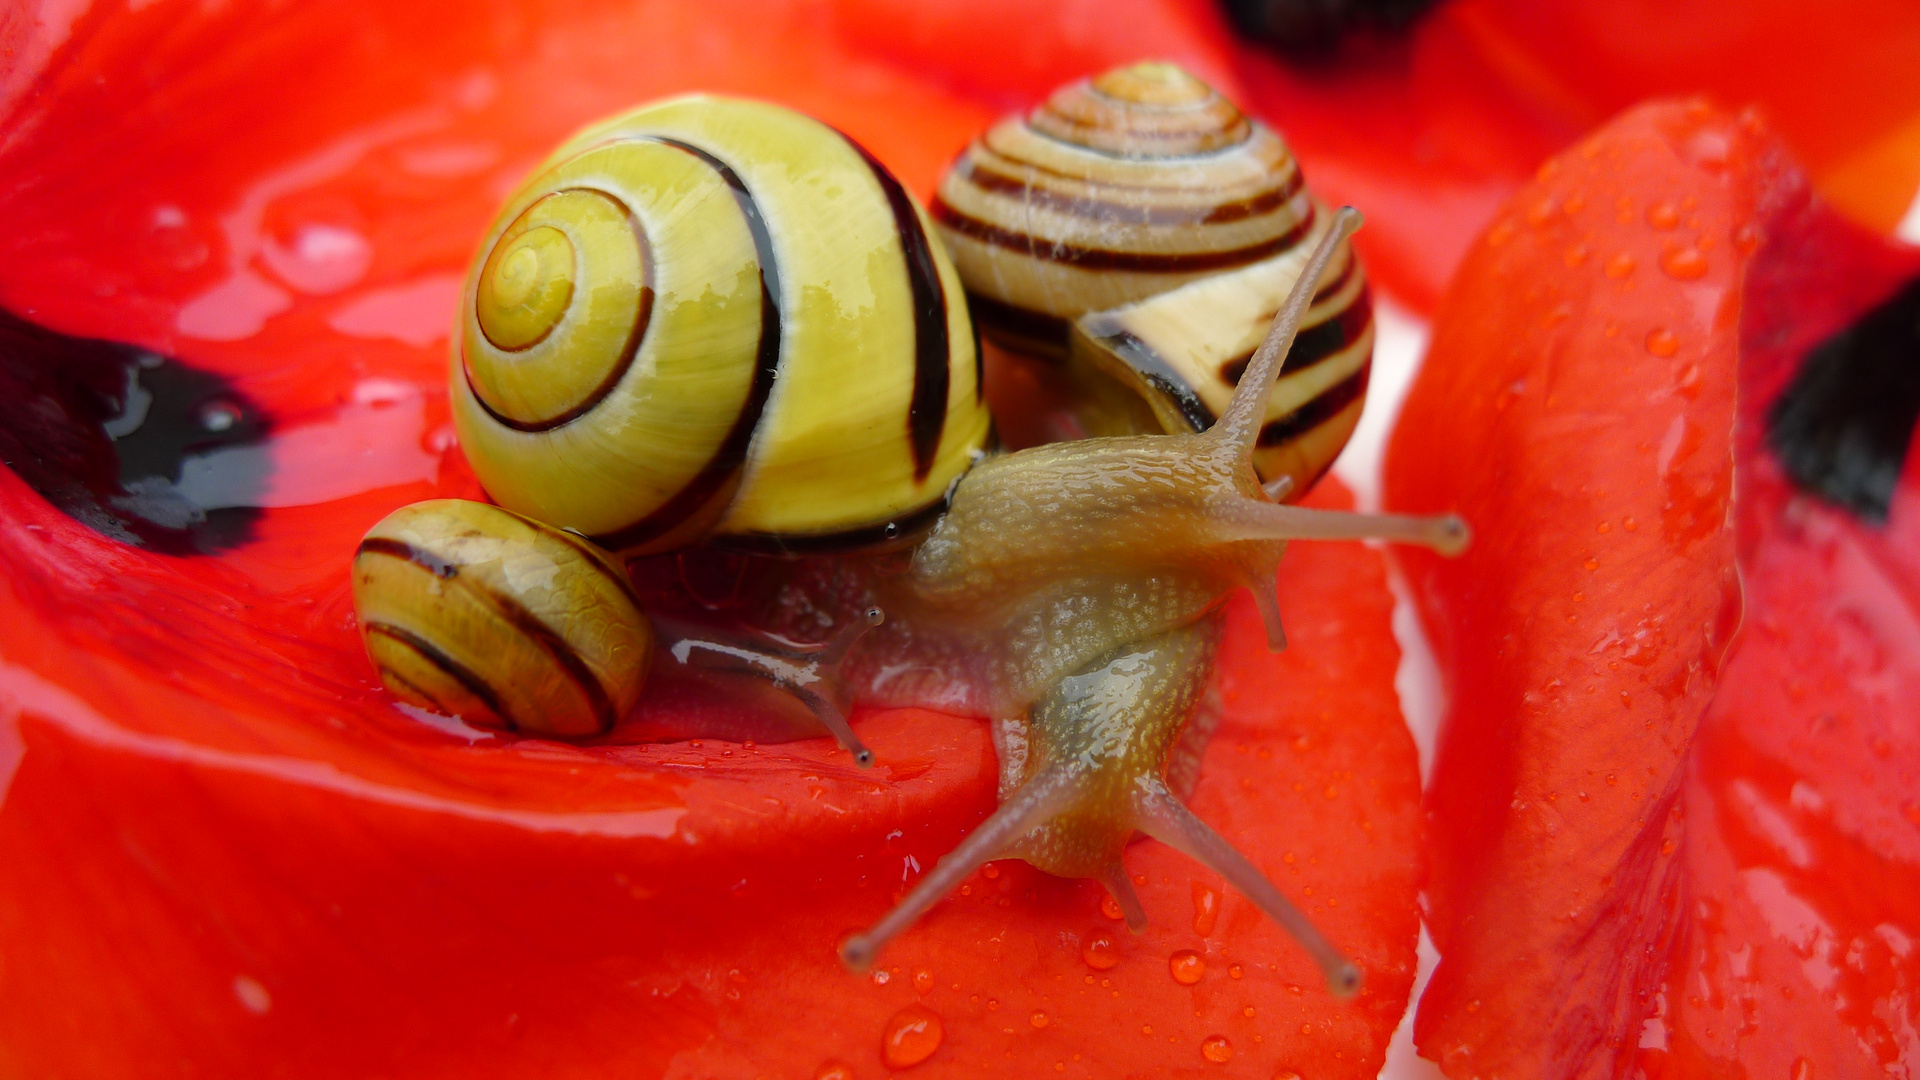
[1211,206,1365,461]
[840,765,1080,970]
[1209,500,1472,556]
[1132,780,1363,999]
[663,606,887,767]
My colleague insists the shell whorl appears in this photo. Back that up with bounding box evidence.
[931,62,1315,359]
[454,96,992,556]
[351,500,651,737]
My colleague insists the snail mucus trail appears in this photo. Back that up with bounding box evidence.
[349,68,1468,997]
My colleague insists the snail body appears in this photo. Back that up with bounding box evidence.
[352,69,1467,992]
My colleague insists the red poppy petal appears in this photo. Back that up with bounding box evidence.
[1387,98,1920,1077]
[0,2,1420,1074]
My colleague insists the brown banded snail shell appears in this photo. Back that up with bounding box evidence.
[454,94,991,558]
[933,61,1373,498]
[352,499,650,737]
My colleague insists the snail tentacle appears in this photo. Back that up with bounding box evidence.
[657,608,886,767]
[1131,777,1363,999]
[1209,206,1364,459]
[840,762,1082,970]
[1100,866,1149,934]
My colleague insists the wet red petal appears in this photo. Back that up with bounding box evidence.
[1388,99,1920,1078]
[0,2,1419,1074]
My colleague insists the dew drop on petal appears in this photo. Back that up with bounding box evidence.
[1647,202,1681,230]
[1192,883,1220,937]
[1083,930,1120,970]
[1169,950,1205,985]
[1100,893,1124,920]
[1604,252,1636,279]
[1030,1010,1050,1029]
[1228,964,1244,980]
[1201,1035,1234,1064]
[1645,328,1680,358]
[881,1004,943,1069]
[816,1062,855,1080]
[913,969,934,994]
[1660,247,1708,280]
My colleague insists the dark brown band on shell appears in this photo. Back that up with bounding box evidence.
[1220,285,1374,385]
[969,293,1073,357]
[591,137,782,552]
[843,135,951,483]
[1257,362,1372,448]
[357,536,619,732]
[931,196,1316,274]
[464,187,656,432]
[1080,325,1217,433]
[950,159,1304,228]
[713,495,951,557]
[365,621,511,728]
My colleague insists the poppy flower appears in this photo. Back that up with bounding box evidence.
[0,1,1428,1076]
[3,0,1918,1077]
[1386,100,1920,1077]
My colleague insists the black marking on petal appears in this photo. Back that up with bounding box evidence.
[1767,272,1920,523]
[0,307,266,553]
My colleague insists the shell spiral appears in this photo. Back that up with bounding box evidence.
[454,96,992,556]
[352,500,651,737]
[933,62,1374,498]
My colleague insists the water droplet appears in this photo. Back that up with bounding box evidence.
[1201,1035,1234,1064]
[1583,557,1600,570]
[983,863,1001,879]
[1192,883,1220,936]
[1791,1057,1813,1080]
[1604,252,1636,279]
[815,1061,855,1080]
[1564,244,1589,268]
[882,1004,944,1069]
[1606,772,1618,786]
[913,969,935,994]
[1660,247,1708,280]
[1645,328,1680,357]
[1243,1006,1257,1017]
[1597,521,1612,534]
[1622,517,1637,532]
[1525,198,1556,226]
[1029,1010,1050,1029]
[1647,203,1681,230]
[1578,791,1591,802]
[1142,1024,1154,1035]
[1275,1072,1303,1080]
[1228,964,1244,979]
[1733,222,1761,254]
[196,398,243,432]
[986,998,998,1010]
[1467,999,1481,1012]
[1100,893,1124,920]
[872,969,891,986]
[1169,950,1205,985]
[232,975,271,1015]
[1083,930,1120,970]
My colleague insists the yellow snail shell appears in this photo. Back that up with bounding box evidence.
[932,61,1373,497]
[454,95,992,557]
[351,499,651,737]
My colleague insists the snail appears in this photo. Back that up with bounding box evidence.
[350,66,1467,996]
[933,60,1374,499]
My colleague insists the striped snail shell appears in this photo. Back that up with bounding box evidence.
[352,499,650,737]
[454,96,992,557]
[933,61,1374,498]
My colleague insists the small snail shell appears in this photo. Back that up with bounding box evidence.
[454,96,991,556]
[932,61,1372,497]
[351,499,650,737]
